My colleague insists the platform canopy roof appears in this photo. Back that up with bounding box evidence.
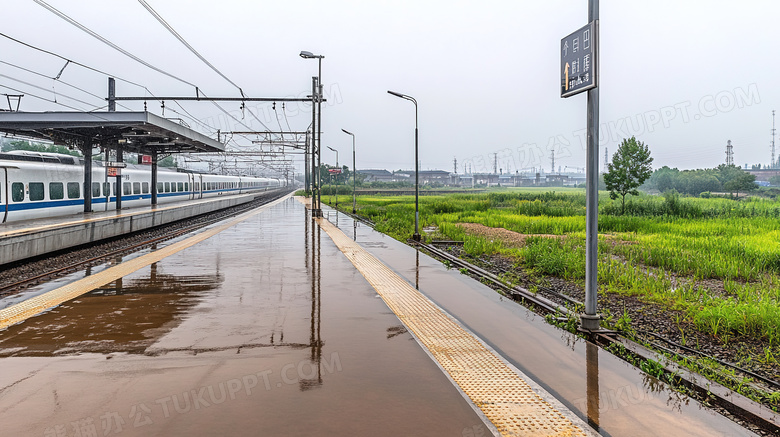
[0,111,224,154]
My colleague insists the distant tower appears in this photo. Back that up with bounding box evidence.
[453,157,458,174]
[493,153,498,174]
[550,150,555,174]
[726,140,734,166]
[770,109,777,168]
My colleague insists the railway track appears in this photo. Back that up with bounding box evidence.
[0,188,293,297]
[331,208,780,435]
[417,241,780,436]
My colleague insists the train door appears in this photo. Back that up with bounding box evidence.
[197,174,203,199]
[1,167,7,223]
[188,173,195,200]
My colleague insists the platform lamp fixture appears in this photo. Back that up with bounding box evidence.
[387,90,420,242]
[300,50,324,216]
[341,128,356,213]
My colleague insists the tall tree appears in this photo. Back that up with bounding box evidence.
[604,136,654,214]
[723,171,756,199]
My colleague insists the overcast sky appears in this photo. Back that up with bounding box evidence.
[2,1,778,176]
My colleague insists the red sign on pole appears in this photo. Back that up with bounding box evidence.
[107,167,119,177]
[141,155,152,164]
[328,169,342,174]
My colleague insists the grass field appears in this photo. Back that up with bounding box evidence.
[328,188,780,347]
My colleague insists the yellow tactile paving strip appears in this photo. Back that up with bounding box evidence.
[316,216,595,437]
[0,195,289,331]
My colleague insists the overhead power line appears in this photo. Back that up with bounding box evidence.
[138,0,243,96]
[0,73,99,109]
[0,60,133,110]
[34,0,197,89]
[0,32,148,91]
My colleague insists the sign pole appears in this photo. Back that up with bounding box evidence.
[582,0,600,331]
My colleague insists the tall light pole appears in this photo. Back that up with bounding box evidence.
[341,128,356,213]
[327,146,339,208]
[388,90,420,242]
[301,50,324,217]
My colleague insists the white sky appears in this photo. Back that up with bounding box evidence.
[2,0,778,175]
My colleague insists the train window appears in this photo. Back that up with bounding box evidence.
[184,183,189,191]
[30,183,45,201]
[92,183,101,198]
[195,182,200,191]
[113,183,117,196]
[177,182,183,192]
[164,182,170,193]
[133,182,141,195]
[49,182,64,200]
[11,183,23,202]
[157,182,163,193]
[123,182,131,195]
[67,182,80,199]
[103,183,110,196]
[142,182,149,194]
[171,183,177,193]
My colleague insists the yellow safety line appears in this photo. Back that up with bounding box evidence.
[316,216,595,437]
[0,195,290,331]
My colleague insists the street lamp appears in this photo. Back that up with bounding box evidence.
[300,50,324,217]
[341,128,356,213]
[387,90,420,242]
[327,146,339,208]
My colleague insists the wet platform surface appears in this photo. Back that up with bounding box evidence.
[0,198,486,436]
[325,207,757,437]
[0,197,758,436]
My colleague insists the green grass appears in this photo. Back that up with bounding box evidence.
[329,189,780,346]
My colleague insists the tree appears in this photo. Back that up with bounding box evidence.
[604,136,653,214]
[3,140,81,157]
[723,171,756,199]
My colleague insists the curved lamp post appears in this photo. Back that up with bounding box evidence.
[341,128,356,213]
[300,50,324,216]
[387,90,420,242]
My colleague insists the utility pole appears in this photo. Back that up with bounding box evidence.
[603,147,608,173]
[726,139,734,166]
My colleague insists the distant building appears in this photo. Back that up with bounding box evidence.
[395,170,453,185]
[358,169,396,182]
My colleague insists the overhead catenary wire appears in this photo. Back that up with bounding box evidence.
[0,60,131,109]
[0,83,113,118]
[33,0,283,146]
[34,0,197,90]
[137,0,243,97]
[0,33,236,146]
[135,1,282,140]
[0,73,106,111]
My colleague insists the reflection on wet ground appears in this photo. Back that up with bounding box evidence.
[0,268,222,356]
[329,206,757,437]
[0,199,486,437]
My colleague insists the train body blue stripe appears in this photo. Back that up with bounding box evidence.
[3,188,272,212]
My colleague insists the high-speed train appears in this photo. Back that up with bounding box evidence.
[0,150,284,223]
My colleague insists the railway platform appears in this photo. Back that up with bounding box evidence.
[0,190,283,265]
[0,195,760,436]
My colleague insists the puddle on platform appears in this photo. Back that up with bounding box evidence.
[0,265,222,356]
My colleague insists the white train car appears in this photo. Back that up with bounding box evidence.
[0,151,283,223]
